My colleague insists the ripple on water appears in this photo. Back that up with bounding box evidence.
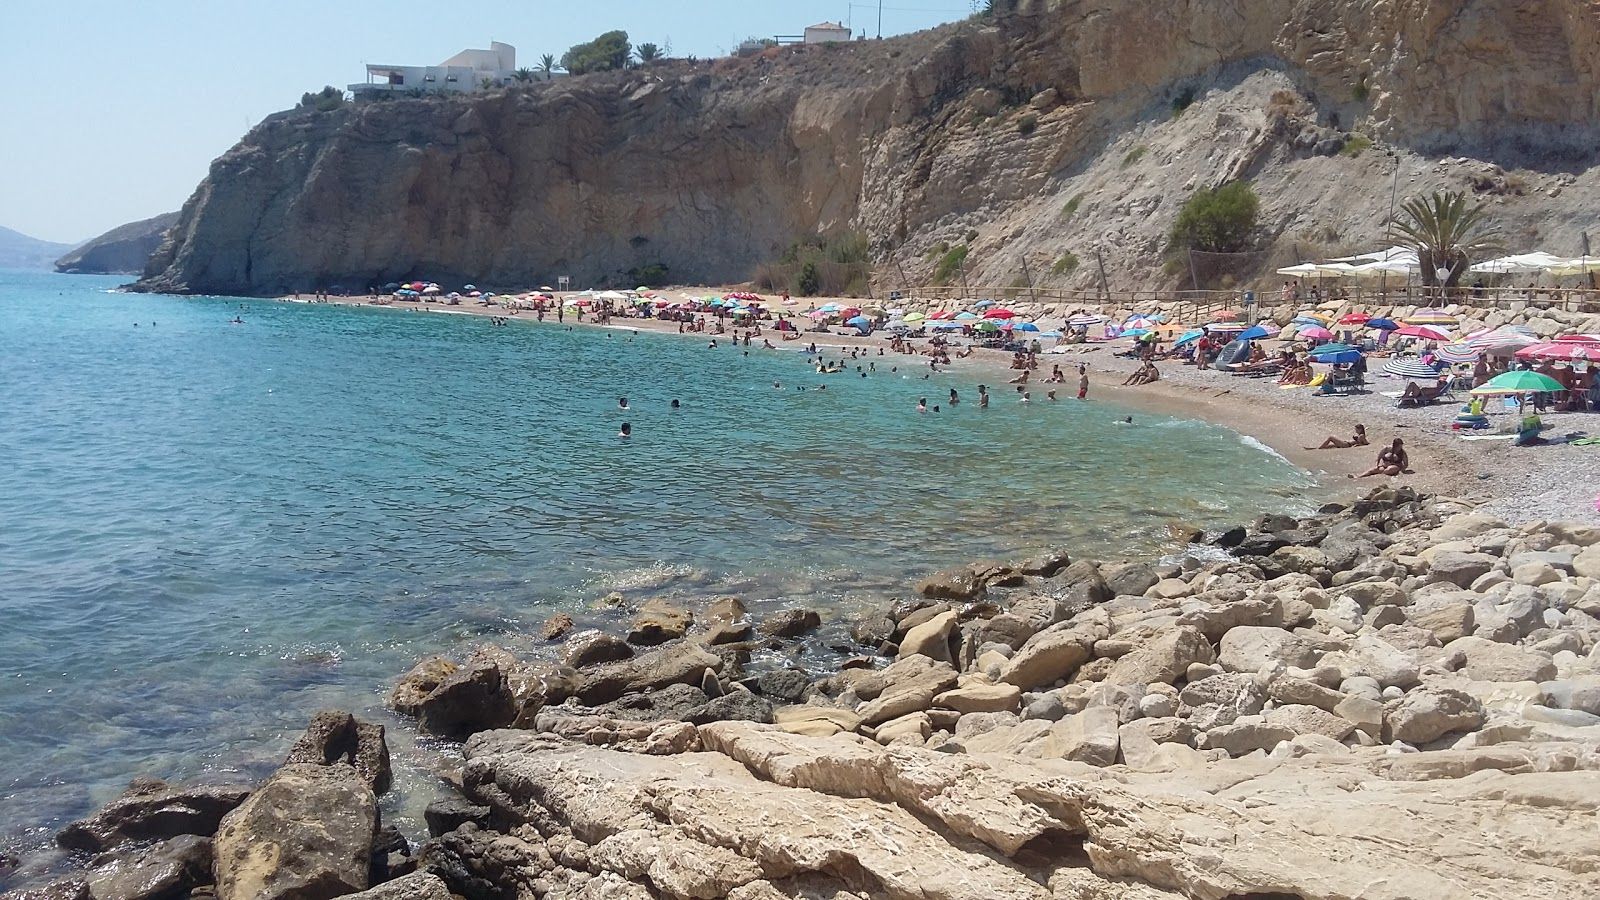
[0,271,1318,857]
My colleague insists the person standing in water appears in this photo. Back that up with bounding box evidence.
[949,388,959,406]
[978,384,989,408]
[619,422,632,438]
[618,397,629,410]
[1077,364,1090,400]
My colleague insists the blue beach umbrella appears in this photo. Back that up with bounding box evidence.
[1014,322,1040,332]
[1311,349,1363,365]
[1366,317,1400,331]
[1122,328,1151,338]
[1238,323,1274,341]
[1174,329,1205,347]
[846,315,871,327]
[1038,330,1063,338]
[1308,342,1357,355]
[973,299,996,309]
[955,312,980,321]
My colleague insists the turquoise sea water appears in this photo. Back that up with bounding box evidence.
[0,269,1315,858]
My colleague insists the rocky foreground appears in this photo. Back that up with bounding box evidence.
[12,487,1600,899]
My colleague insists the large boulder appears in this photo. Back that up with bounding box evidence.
[575,642,722,705]
[1101,562,1159,598]
[1105,625,1214,686]
[416,662,517,740]
[1196,718,1295,756]
[897,610,958,663]
[1426,551,1497,588]
[58,778,250,853]
[1406,596,1475,643]
[856,656,959,725]
[999,627,1096,690]
[1322,634,1420,690]
[915,568,984,602]
[387,657,457,716]
[333,873,450,900]
[1051,707,1121,766]
[284,711,391,795]
[627,600,693,645]
[561,632,634,669]
[1217,626,1323,673]
[212,764,377,900]
[1447,637,1557,683]
[758,607,822,638]
[1385,687,1485,744]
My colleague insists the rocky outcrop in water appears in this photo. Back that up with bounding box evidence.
[135,0,1600,296]
[54,214,177,275]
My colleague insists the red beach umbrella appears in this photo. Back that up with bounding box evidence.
[1554,334,1600,343]
[983,308,1016,319]
[1515,342,1600,362]
[1337,312,1370,326]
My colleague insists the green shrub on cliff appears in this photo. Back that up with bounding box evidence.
[797,262,821,295]
[299,86,346,112]
[627,263,670,287]
[933,245,969,285]
[562,31,632,76]
[1169,180,1259,253]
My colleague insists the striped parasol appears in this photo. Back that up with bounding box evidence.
[1433,342,1482,364]
[1383,358,1446,380]
[1515,341,1600,362]
[1394,324,1452,341]
[1124,315,1160,329]
[1466,328,1538,352]
[1067,314,1105,327]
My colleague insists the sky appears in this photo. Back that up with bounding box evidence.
[2,1,975,244]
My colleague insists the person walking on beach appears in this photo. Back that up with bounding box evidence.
[1077,364,1089,400]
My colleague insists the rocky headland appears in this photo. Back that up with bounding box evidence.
[12,486,1600,899]
[55,214,179,276]
[134,0,1600,296]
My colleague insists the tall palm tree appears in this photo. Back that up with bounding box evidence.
[635,43,662,64]
[539,54,556,78]
[1387,190,1503,287]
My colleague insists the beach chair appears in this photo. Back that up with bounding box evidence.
[1397,381,1449,407]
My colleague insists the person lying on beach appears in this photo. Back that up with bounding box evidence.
[1008,371,1030,385]
[1355,438,1409,477]
[1047,365,1066,383]
[1308,424,1368,450]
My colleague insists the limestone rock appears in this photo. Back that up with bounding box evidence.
[1449,636,1557,683]
[933,682,1021,714]
[627,600,692,645]
[758,607,822,638]
[1218,626,1323,673]
[575,642,722,705]
[1196,718,1295,756]
[422,798,489,838]
[212,764,376,900]
[334,873,450,900]
[897,610,957,663]
[84,834,211,900]
[1264,703,1355,741]
[562,632,634,669]
[1386,687,1486,744]
[1105,625,1213,686]
[57,778,250,853]
[388,657,457,716]
[999,627,1095,690]
[916,568,984,602]
[283,710,391,795]
[416,661,516,739]
[856,656,959,725]
[1101,562,1159,597]
[1427,551,1498,588]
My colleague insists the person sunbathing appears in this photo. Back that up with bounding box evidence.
[1308,423,1368,450]
[1356,438,1409,477]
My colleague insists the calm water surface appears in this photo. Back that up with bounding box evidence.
[0,270,1316,858]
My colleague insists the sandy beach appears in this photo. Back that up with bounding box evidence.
[282,291,1598,525]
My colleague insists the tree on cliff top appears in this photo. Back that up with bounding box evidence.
[635,43,663,64]
[562,31,631,76]
[1169,180,1259,254]
[299,86,346,113]
[1388,190,1503,287]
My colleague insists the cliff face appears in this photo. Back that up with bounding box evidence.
[137,0,1600,296]
[55,212,178,274]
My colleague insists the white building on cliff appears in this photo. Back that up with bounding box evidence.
[803,22,852,43]
[351,41,518,97]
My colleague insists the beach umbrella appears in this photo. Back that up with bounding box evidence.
[1337,312,1370,326]
[1383,358,1445,380]
[1465,328,1537,352]
[1014,321,1040,332]
[1066,313,1104,327]
[1297,325,1335,341]
[930,310,954,320]
[1471,370,1565,395]
[1312,349,1364,365]
[1238,324,1274,341]
[1207,322,1246,333]
[1039,330,1064,338]
[1308,342,1358,355]
[973,299,996,309]
[1173,329,1205,347]
[904,312,926,323]
[955,311,980,321]
[1433,342,1482,365]
[1555,334,1600,343]
[983,308,1017,319]
[1405,309,1456,325]
[845,315,871,327]
[973,320,1000,332]
[1515,342,1600,362]
[1213,309,1239,321]
[463,284,477,291]
[1125,315,1159,329]
[1122,328,1151,339]
[1365,317,1400,331]
[1394,324,1451,341]
[383,282,401,290]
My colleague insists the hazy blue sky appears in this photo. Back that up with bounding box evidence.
[3,1,973,243]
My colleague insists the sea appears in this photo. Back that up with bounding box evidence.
[0,269,1317,863]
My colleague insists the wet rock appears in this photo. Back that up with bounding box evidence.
[539,614,574,641]
[284,711,392,795]
[1017,550,1071,577]
[915,568,985,602]
[1101,562,1159,598]
[388,658,458,716]
[3,881,91,900]
[588,683,711,722]
[684,691,774,725]
[897,610,957,663]
[627,600,693,645]
[574,641,722,704]
[751,669,810,703]
[84,835,211,900]
[561,632,634,669]
[758,608,822,638]
[57,778,251,853]
[417,662,516,740]
[213,764,376,900]
[422,799,489,838]
[1213,526,1246,548]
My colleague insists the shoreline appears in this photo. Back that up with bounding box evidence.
[264,291,1582,521]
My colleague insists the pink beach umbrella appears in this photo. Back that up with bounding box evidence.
[1298,325,1335,341]
[1394,324,1452,341]
[1515,342,1600,362]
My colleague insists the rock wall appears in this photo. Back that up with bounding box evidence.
[54,212,177,275]
[136,0,1600,296]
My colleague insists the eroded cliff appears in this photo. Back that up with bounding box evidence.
[136,0,1600,295]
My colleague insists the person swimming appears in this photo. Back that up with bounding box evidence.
[619,422,632,438]
[670,399,681,409]
[917,398,927,413]
[618,397,629,410]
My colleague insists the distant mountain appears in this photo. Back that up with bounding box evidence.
[55,212,180,275]
[0,225,75,270]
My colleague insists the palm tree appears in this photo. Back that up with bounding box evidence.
[539,54,556,78]
[512,67,535,82]
[1387,190,1503,287]
[635,42,662,64]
